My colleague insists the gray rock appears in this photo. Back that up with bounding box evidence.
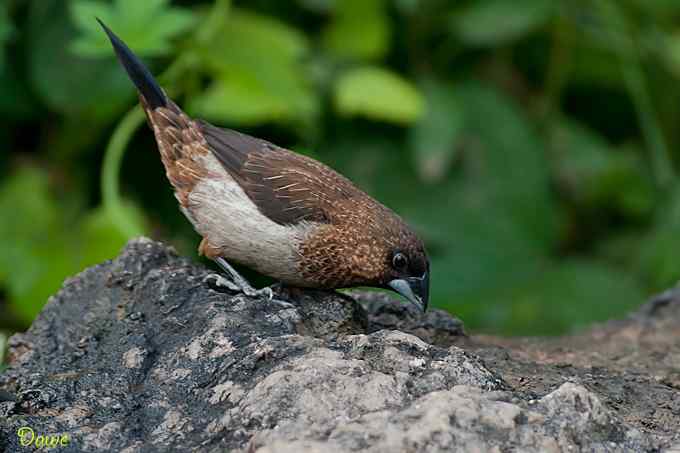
[0,238,678,452]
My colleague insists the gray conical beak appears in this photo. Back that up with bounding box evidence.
[388,272,429,312]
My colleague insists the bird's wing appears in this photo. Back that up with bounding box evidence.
[199,121,359,226]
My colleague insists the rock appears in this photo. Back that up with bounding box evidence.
[0,238,678,452]
[352,290,467,347]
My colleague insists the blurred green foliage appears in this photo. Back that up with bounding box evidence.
[2,0,680,337]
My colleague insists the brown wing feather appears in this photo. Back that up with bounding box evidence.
[199,122,361,226]
[142,98,213,205]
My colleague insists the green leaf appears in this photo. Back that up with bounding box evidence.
[0,167,75,324]
[190,9,317,125]
[28,0,132,118]
[195,9,309,71]
[322,0,390,60]
[451,0,555,46]
[409,79,464,182]
[0,168,61,259]
[191,72,295,125]
[69,0,196,57]
[334,66,425,124]
[69,0,113,35]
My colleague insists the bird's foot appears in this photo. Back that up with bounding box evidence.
[212,258,295,309]
[237,282,273,300]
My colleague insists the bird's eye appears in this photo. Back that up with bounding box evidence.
[392,252,408,270]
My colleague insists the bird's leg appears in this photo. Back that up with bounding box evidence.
[214,257,270,298]
[213,257,294,308]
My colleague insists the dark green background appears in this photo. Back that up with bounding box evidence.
[2,0,680,346]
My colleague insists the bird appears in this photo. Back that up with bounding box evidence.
[99,20,430,311]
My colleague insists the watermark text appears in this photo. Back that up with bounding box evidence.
[17,427,70,449]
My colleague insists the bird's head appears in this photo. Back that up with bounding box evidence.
[300,206,430,312]
[380,231,430,312]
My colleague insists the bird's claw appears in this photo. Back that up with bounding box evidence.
[241,285,273,301]
[204,274,241,292]
[262,287,274,301]
[213,257,294,308]
[245,286,295,308]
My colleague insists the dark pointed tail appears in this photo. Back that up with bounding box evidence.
[97,19,167,109]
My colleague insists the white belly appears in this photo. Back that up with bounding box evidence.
[180,154,316,284]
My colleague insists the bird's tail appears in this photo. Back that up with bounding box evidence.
[98,18,208,207]
[98,19,167,110]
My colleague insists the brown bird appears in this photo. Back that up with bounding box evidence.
[100,21,430,311]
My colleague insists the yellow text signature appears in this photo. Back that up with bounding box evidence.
[16,427,70,449]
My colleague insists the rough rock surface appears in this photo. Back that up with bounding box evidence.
[0,238,678,452]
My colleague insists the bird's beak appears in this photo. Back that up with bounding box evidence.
[388,272,429,312]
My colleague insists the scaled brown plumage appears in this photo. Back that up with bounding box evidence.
[100,20,430,310]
